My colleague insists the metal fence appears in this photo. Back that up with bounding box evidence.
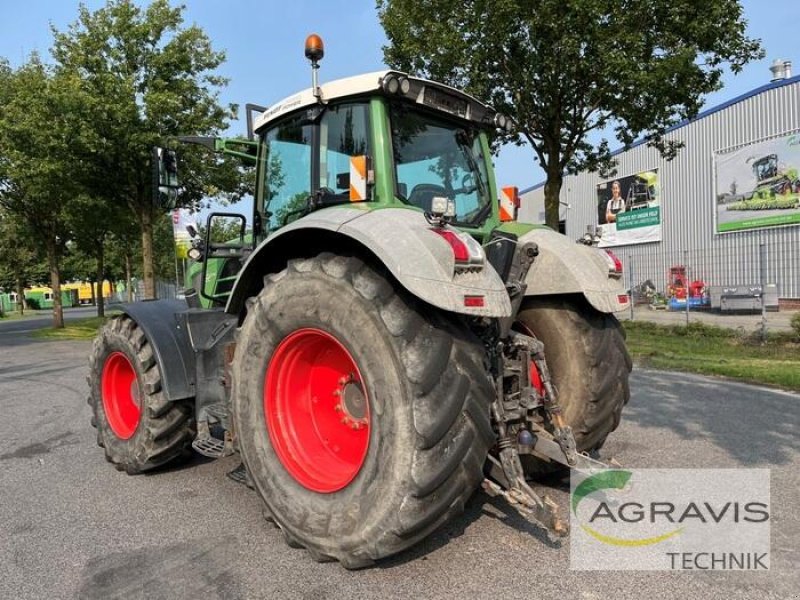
[133,279,179,302]
[621,239,799,337]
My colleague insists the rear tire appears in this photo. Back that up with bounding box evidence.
[231,253,494,568]
[515,296,631,475]
[88,316,195,474]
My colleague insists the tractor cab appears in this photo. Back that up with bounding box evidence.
[248,74,507,241]
[171,35,513,306]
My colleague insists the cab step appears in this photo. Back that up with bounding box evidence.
[191,421,234,458]
[226,462,254,489]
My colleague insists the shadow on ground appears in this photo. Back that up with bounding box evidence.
[624,369,799,465]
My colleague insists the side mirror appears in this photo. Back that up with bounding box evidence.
[198,212,248,304]
[207,213,247,250]
[152,146,180,209]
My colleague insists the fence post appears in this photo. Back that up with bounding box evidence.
[629,255,634,321]
[760,242,767,341]
[685,250,690,326]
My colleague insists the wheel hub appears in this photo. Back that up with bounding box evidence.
[335,378,368,429]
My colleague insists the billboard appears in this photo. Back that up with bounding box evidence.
[171,209,196,259]
[715,132,800,233]
[596,169,661,247]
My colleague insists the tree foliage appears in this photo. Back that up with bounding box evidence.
[378,0,764,227]
[0,210,47,312]
[50,0,236,298]
[0,56,88,326]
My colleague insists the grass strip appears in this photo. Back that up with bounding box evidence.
[623,321,800,391]
[32,316,111,340]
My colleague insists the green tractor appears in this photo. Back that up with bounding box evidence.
[88,36,631,568]
[749,154,800,199]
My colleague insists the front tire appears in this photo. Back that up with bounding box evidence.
[516,296,631,474]
[231,253,494,568]
[88,316,195,474]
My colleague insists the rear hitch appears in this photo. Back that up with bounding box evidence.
[483,453,568,536]
[487,368,569,537]
[484,320,622,537]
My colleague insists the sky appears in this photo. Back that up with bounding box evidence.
[0,0,798,192]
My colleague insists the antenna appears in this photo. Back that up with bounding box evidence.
[304,34,325,102]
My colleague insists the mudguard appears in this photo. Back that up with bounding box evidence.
[115,299,196,401]
[226,207,512,318]
[518,228,628,313]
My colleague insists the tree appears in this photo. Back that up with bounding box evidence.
[51,0,235,299]
[65,193,133,317]
[378,0,763,227]
[0,210,46,314]
[0,56,85,327]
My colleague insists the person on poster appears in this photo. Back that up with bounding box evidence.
[605,180,625,223]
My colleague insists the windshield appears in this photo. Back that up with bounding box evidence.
[390,104,491,226]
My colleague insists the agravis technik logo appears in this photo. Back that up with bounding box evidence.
[570,469,770,570]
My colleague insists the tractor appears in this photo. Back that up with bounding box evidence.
[749,154,800,199]
[88,35,631,568]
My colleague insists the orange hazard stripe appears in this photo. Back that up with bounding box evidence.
[350,156,366,202]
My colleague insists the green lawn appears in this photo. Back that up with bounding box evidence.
[32,316,112,340]
[0,309,51,321]
[623,321,800,391]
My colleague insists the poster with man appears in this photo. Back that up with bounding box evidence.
[715,132,800,233]
[596,169,662,247]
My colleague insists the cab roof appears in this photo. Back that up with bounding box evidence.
[252,70,495,132]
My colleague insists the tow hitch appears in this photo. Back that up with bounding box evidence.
[484,314,620,536]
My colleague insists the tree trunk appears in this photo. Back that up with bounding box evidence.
[125,251,133,302]
[543,169,564,231]
[46,239,64,329]
[140,205,156,300]
[89,277,96,306]
[15,275,24,315]
[96,241,105,318]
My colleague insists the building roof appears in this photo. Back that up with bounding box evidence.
[520,73,800,195]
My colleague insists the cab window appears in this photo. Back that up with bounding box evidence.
[263,115,312,229]
[319,103,371,198]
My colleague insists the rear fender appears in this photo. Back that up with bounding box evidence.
[225,207,512,318]
[518,228,628,313]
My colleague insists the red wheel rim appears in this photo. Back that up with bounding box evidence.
[264,328,370,493]
[101,351,141,440]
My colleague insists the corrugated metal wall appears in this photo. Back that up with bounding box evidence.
[520,77,800,299]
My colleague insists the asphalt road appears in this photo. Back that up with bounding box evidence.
[0,322,797,599]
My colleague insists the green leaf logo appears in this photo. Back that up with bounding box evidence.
[572,470,683,547]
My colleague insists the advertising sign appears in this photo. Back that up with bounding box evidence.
[596,169,662,247]
[171,209,196,259]
[715,132,800,233]
[571,468,770,571]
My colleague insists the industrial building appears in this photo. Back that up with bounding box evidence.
[519,61,800,306]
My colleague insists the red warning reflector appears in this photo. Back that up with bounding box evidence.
[618,294,629,304]
[431,228,470,263]
[464,295,485,307]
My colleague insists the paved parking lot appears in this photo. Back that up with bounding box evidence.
[0,324,797,599]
